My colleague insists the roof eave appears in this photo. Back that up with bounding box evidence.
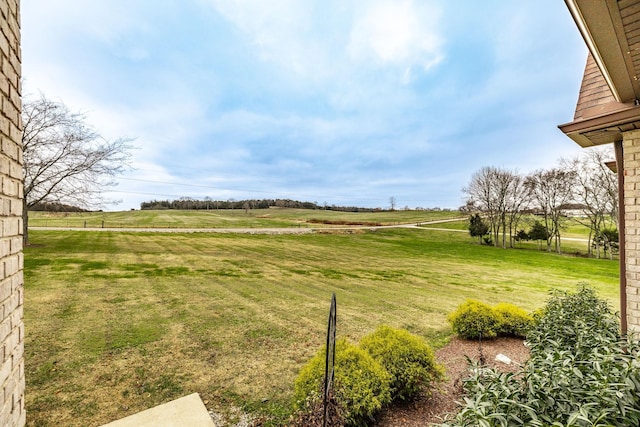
[565,0,620,102]
[559,104,640,147]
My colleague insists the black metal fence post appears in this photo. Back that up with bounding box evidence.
[323,293,337,427]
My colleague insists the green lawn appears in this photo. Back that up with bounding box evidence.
[28,208,460,229]
[421,216,609,256]
[24,226,619,426]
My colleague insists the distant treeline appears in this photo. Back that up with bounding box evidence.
[30,202,89,212]
[141,198,393,212]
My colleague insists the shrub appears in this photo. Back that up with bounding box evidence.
[528,220,549,241]
[447,299,499,339]
[359,325,444,401]
[493,302,532,338]
[439,286,640,427]
[293,338,391,426]
[514,229,529,241]
[527,285,620,356]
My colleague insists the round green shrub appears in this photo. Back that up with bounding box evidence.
[493,302,533,338]
[359,325,444,401]
[293,338,391,426]
[448,299,499,339]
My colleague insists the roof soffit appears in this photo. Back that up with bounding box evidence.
[566,0,640,103]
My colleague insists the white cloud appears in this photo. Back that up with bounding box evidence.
[348,0,443,72]
[20,0,588,211]
[210,0,309,39]
[207,0,443,84]
[208,0,318,75]
[22,0,153,47]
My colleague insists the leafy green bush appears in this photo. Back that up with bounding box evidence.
[493,302,532,338]
[448,300,532,340]
[439,286,640,427]
[447,299,499,339]
[293,338,391,426]
[359,325,444,401]
[527,285,620,356]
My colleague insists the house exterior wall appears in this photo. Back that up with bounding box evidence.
[623,129,640,332]
[0,0,23,426]
[573,54,618,121]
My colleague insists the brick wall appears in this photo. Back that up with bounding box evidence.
[623,129,640,332]
[0,0,23,426]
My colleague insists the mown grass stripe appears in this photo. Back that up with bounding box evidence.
[24,227,618,426]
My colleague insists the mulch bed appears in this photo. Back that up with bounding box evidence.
[375,336,529,427]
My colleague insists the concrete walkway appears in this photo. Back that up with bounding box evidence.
[101,393,215,427]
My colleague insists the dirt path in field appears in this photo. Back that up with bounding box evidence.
[29,219,591,246]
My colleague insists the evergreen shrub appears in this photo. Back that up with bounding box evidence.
[447,299,500,339]
[493,302,532,338]
[359,325,444,401]
[293,338,391,426]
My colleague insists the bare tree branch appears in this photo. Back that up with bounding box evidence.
[22,94,134,244]
[463,166,527,248]
[524,168,576,254]
[561,147,617,258]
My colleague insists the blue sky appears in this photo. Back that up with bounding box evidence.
[21,0,588,210]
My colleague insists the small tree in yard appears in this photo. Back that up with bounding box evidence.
[528,220,549,250]
[22,94,133,244]
[514,229,528,242]
[468,214,489,244]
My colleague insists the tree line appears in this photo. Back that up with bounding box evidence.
[140,198,393,213]
[463,148,618,258]
[29,201,90,212]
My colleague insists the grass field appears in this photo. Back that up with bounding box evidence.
[421,216,612,255]
[28,208,461,229]
[24,216,620,426]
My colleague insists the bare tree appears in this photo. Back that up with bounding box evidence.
[524,168,576,253]
[562,148,618,258]
[464,167,498,246]
[389,196,396,211]
[505,174,531,248]
[22,95,133,244]
[463,166,525,248]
